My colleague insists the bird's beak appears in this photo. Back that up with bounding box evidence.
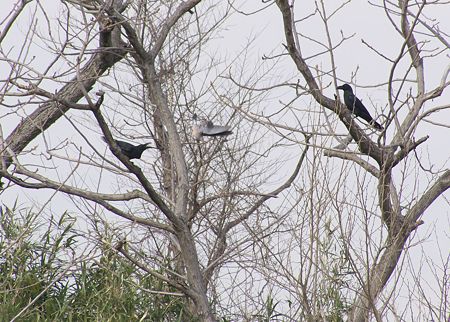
[337,85,344,90]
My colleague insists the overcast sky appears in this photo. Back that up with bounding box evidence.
[1,0,449,318]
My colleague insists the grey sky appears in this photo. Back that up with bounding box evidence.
[1,0,449,319]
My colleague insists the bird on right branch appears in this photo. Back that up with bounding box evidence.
[337,83,383,131]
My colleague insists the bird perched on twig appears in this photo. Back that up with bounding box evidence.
[102,136,152,160]
[337,84,383,131]
[191,114,233,140]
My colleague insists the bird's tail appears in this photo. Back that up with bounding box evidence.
[370,120,383,131]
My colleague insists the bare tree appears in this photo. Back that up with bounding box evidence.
[262,0,449,320]
[1,0,448,321]
[1,1,307,320]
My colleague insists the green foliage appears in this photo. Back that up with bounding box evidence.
[263,293,283,322]
[0,202,71,321]
[0,202,190,321]
[314,221,352,321]
[65,250,189,321]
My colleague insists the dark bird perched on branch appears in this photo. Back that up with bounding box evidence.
[192,114,233,140]
[337,84,383,131]
[102,136,152,160]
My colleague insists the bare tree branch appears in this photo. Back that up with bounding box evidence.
[3,11,128,168]
[275,0,384,163]
[324,150,380,177]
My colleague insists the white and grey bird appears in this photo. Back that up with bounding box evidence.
[192,114,232,140]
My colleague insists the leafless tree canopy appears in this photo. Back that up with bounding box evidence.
[1,0,448,321]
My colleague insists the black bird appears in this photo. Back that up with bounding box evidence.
[337,84,383,130]
[102,136,152,160]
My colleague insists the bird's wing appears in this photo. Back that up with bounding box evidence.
[115,140,136,154]
[345,93,372,118]
[344,92,357,111]
[350,95,383,129]
[342,90,382,130]
[354,97,375,122]
[200,124,232,136]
